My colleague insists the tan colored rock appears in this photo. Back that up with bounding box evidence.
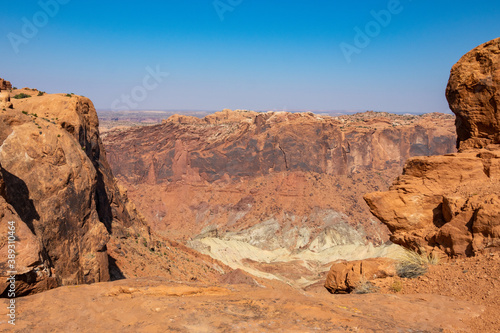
[446,37,500,150]
[0,78,12,90]
[163,114,202,124]
[324,257,396,293]
[0,91,12,109]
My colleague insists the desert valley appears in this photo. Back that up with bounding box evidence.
[1,25,500,333]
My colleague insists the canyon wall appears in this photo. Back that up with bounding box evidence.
[103,109,456,286]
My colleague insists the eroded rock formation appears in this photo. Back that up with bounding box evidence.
[0,82,226,296]
[446,37,500,150]
[103,109,456,286]
[365,38,500,257]
[103,110,455,245]
[0,79,12,91]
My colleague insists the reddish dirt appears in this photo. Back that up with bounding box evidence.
[0,276,483,332]
[397,254,500,333]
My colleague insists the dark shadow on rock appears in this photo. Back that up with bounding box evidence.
[95,167,113,234]
[432,204,446,228]
[1,168,39,235]
[108,254,125,281]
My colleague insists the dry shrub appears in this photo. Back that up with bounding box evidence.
[353,277,379,294]
[396,248,439,278]
[390,280,403,292]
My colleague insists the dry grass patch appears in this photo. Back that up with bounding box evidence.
[395,248,439,278]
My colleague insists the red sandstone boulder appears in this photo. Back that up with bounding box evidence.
[446,37,500,150]
[0,86,150,295]
[324,257,396,293]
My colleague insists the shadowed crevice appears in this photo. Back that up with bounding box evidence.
[1,168,39,235]
[108,254,125,281]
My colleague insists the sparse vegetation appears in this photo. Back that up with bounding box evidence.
[390,280,403,292]
[65,93,72,97]
[37,91,45,96]
[353,278,379,294]
[396,248,439,278]
[13,93,31,99]
[22,111,28,115]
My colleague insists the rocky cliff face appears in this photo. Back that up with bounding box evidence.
[103,109,456,286]
[446,38,500,150]
[365,38,500,257]
[107,110,455,183]
[0,85,226,296]
[104,110,455,241]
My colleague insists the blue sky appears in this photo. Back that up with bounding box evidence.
[1,0,499,113]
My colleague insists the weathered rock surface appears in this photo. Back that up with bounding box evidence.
[0,79,11,91]
[0,83,227,296]
[0,82,12,110]
[103,110,455,242]
[446,37,500,150]
[0,276,483,332]
[324,257,396,294]
[365,38,500,257]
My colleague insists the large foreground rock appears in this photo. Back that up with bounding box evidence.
[365,38,500,256]
[0,83,226,296]
[446,37,500,150]
[324,257,396,294]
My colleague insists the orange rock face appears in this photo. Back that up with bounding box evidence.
[365,38,500,257]
[446,37,500,150]
[0,85,226,296]
[0,78,12,91]
[103,110,456,248]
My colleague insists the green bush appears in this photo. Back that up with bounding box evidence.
[13,93,31,99]
[37,91,45,96]
[65,93,72,97]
